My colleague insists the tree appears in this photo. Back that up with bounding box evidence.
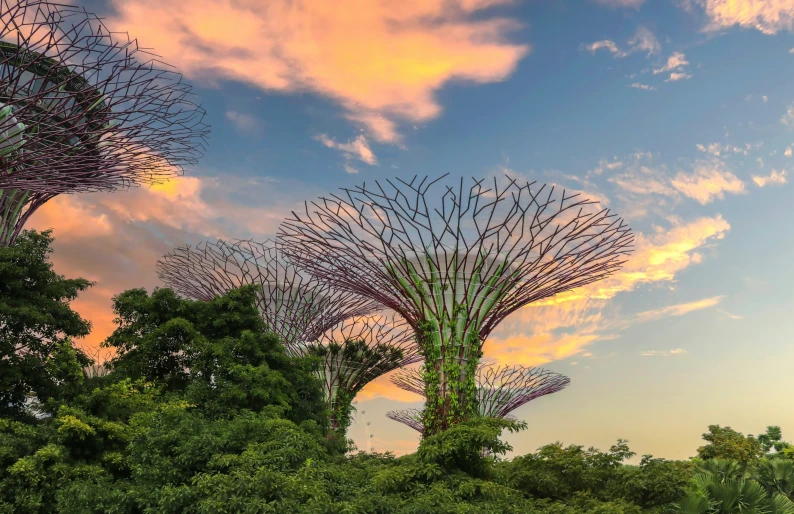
[759,427,794,458]
[696,425,764,467]
[103,285,329,430]
[679,459,794,514]
[0,230,92,419]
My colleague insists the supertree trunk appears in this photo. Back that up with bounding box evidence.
[0,189,50,246]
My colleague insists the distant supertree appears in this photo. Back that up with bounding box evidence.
[389,363,570,421]
[157,239,420,437]
[157,239,377,347]
[386,408,424,434]
[294,314,420,435]
[0,0,208,245]
[278,174,632,435]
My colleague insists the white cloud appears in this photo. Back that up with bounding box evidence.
[752,169,787,187]
[630,82,656,90]
[628,26,662,56]
[671,164,745,204]
[225,111,259,132]
[785,147,792,157]
[585,26,660,59]
[666,72,692,81]
[585,40,626,57]
[633,296,723,323]
[641,348,687,356]
[592,0,645,8]
[781,103,794,126]
[654,51,689,74]
[315,134,378,165]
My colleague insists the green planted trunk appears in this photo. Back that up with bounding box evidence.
[0,188,33,247]
[390,250,516,437]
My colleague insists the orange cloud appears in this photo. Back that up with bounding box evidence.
[107,0,529,143]
[485,215,731,365]
[699,0,794,34]
[356,372,425,403]
[671,164,746,204]
[632,295,723,323]
[752,169,787,187]
[25,175,327,354]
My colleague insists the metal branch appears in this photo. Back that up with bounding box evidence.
[386,408,424,433]
[0,0,208,245]
[278,174,630,434]
[158,238,421,435]
[390,363,570,419]
[157,238,380,347]
[278,174,633,349]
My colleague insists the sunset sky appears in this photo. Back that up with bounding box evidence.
[25,0,794,462]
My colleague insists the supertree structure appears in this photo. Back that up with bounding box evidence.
[0,0,208,245]
[386,408,424,434]
[157,239,379,347]
[388,363,570,426]
[278,174,632,436]
[157,239,420,437]
[293,314,420,435]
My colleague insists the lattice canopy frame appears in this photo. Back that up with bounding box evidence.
[157,239,422,438]
[157,239,378,347]
[0,0,208,245]
[278,174,632,435]
[390,363,570,419]
[293,313,420,435]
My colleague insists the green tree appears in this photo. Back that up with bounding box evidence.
[679,458,794,514]
[0,230,92,419]
[759,427,794,459]
[103,285,329,429]
[696,425,764,468]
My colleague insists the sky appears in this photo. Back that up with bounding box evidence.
[22,0,794,462]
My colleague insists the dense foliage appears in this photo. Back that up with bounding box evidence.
[1,231,792,513]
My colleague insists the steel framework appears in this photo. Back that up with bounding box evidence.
[157,239,419,437]
[294,314,420,434]
[0,0,208,245]
[386,408,519,435]
[278,174,632,435]
[390,363,570,419]
[157,239,378,347]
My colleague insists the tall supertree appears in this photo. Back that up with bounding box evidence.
[293,314,420,435]
[387,363,570,426]
[0,0,208,246]
[278,174,632,436]
[157,239,420,437]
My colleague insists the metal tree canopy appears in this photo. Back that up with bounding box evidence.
[292,314,420,436]
[390,363,570,419]
[0,0,208,245]
[386,408,520,435]
[157,239,379,347]
[278,174,632,435]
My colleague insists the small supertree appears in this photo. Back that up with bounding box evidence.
[157,239,377,346]
[157,239,419,438]
[0,0,208,245]
[389,363,570,419]
[278,174,632,435]
[386,408,425,434]
[293,314,420,436]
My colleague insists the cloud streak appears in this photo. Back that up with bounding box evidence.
[107,0,530,143]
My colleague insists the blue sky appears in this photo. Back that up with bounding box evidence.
[25,0,794,461]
